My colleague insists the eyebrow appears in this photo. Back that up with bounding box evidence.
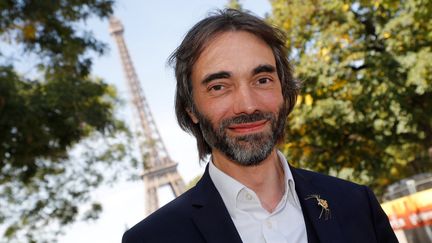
[200,64,276,85]
[252,64,276,75]
[201,71,231,85]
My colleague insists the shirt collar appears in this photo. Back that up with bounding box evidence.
[209,158,244,217]
[277,150,300,208]
[209,150,300,216]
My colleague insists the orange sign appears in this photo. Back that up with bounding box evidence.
[381,188,432,230]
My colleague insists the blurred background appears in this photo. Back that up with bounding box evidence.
[0,0,431,242]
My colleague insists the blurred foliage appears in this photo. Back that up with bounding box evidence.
[226,0,243,10]
[0,0,138,242]
[269,0,432,196]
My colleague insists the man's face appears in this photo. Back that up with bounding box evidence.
[189,31,286,166]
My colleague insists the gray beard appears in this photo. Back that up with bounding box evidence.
[194,105,287,166]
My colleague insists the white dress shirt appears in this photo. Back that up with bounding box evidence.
[209,151,308,243]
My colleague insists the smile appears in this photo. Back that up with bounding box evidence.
[227,120,269,134]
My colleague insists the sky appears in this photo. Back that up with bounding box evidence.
[60,1,272,242]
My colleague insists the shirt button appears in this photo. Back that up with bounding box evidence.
[246,193,253,200]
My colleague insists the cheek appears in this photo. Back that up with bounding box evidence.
[257,90,284,111]
[198,100,231,124]
[193,95,232,126]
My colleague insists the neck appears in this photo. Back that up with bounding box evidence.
[212,149,285,212]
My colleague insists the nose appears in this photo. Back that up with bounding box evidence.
[233,86,259,115]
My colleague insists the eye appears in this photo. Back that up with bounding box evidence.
[205,80,231,96]
[209,84,224,91]
[257,77,272,84]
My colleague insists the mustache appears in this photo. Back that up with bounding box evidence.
[220,112,274,128]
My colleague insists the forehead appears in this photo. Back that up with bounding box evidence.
[191,31,276,80]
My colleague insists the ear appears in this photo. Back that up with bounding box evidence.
[186,108,199,124]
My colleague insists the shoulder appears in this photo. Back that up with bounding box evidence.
[291,168,397,242]
[122,167,218,243]
[122,187,200,243]
[291,167,378,210]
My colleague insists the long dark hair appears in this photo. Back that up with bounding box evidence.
[168,9,300,161]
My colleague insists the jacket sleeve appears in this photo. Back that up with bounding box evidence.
[364,186,399,243]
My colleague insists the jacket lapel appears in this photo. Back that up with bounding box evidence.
[190,165,242,243]
[291,167,346,243]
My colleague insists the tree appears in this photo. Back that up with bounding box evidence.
[0,1,135,242]
[269,0,432,196]
[226,0,243,10]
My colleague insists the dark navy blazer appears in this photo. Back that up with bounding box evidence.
[122,165,398,243]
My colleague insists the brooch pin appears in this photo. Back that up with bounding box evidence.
[305,194,331,220]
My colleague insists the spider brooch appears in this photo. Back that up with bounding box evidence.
[305,194,331,220]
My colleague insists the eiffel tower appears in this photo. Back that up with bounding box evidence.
[109,17,185,215]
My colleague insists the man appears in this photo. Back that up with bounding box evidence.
[122,9,398,243]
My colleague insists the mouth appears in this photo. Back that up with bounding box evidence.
[227,120,269,134]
